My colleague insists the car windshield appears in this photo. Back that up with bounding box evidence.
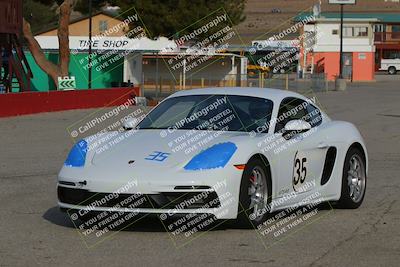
[137,95,274,133]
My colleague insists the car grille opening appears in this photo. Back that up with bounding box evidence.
[58,186,220,210]
[174,185,211,190]
[59,181,76,186]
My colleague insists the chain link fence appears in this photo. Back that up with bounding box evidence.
[142,72,334,99]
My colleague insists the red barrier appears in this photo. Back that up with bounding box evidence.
[0,87,139,118]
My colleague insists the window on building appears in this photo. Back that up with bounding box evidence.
[343,27,353,37]
[392,25,400,32]
[99,20,108,32]
[343,26,368,37]
[374,24,386,33]
[332,29,338,35]
[391,25,400,39]
[355,27,368,37]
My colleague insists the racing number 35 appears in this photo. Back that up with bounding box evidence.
[293,151,307,191]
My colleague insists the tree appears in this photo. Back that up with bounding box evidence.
[35,0,58,6]
[115,0,246,39]
[73,0,121,15]
[58,0,246,40]
[23,0,73,88]
[23,0,58,33]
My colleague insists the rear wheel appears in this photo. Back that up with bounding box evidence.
[236,158,271,228]
[388,66,397,75]
[337,147,367,209]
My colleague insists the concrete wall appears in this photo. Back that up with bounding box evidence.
[124,53,142,86]
[312,51,375,81]
[352,52,375,81]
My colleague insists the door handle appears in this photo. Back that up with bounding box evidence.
[317,142,329,149]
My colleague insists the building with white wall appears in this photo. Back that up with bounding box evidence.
[298,16,377,81]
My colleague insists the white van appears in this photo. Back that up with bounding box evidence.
[380,59,400,75]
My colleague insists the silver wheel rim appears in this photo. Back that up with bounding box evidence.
[347,155,366,203]
[248,166,268,220]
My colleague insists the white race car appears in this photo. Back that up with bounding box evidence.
[58,87,367,227]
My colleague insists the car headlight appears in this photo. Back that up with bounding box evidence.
[64,140,88,167]
[184,142,237,171]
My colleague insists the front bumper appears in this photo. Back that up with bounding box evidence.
[57,183,238,220]
[57,163,243,219]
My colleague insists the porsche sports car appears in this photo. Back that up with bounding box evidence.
[58,87,367,226]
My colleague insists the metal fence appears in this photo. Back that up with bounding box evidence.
[141,72,333,99]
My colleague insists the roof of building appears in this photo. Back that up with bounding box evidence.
[295,12,400,23]
[314,18,380,23]
[35,10,123,36]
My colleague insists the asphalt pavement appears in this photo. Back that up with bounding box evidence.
[0,81,399,266]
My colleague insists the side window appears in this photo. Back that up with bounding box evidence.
[306,104,323,127]
[275,98,322,133]
[275,98,308,133]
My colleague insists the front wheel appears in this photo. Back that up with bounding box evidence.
[337,147,367,209]
[236,158,271,228]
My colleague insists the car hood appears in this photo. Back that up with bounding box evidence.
[88,129,253,170]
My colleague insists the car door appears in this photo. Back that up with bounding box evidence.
[272,97,328,208]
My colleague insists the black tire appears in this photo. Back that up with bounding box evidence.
[236,157,271,228]
[388,66,397,75]
[337,147,367,209]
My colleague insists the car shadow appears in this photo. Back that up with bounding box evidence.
[43,202,333,232]
[43,207,229,232]
[42,207,76,228]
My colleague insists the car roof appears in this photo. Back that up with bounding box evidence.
[168,87,307,103]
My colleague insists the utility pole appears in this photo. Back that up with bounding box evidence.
[329,0,356,90]
[339,4,344,78]
[88,0,93,89]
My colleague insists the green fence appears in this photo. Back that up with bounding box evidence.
[25,51,124,91]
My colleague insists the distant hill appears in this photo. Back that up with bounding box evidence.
[233,0,400,44]
[30,0,400,45]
